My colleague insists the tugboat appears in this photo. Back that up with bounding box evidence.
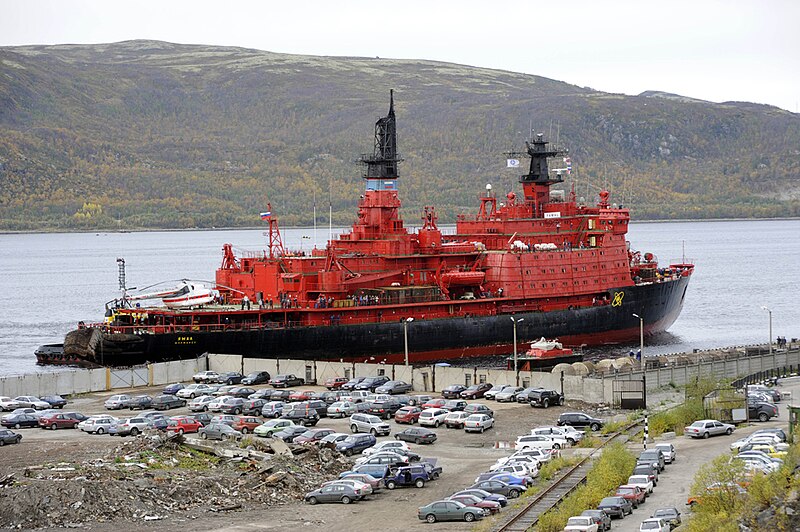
[48,91,694,368]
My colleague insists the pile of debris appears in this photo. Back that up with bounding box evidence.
[0,433,352,529]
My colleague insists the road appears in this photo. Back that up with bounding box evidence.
[612,377,796,531]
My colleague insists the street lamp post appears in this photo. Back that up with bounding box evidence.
[632,313,644,361]
[403,317,414,366]
[761,306,773,354]
[511,317,524,385]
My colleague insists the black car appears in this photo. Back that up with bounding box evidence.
[460,383,493,399]
[274,425,309,442]
[216,372,244,385]
[340,377,367,391]
[248,389,274,401]
[151,395,187,410]
[442,400,467,412]
[1,413,39,429]
[270,374,305,388]
[581,509,612,531]
[354,376,390,391]
[597,496,633,518]
[228,387,256,399]
[463,403,494,418]
[243,399,267,416]
[241,371,271,385]
[442,385,467,399]
[40,395,67,408]
[270,389,292,401]
[395,427,437,444]
[557,412,603,431]
[281,408,320,427]
[127,395,154,410]
[528,389,564,408]
[748,399,778,422]
[162,383,185,395]
[0,428,22,445]
[369,400,403,419]
[190,412,213,426]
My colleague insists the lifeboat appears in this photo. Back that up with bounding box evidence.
[440,271,485,287]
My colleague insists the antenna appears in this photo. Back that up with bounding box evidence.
[329,177,333,242]
[313,188,317,249]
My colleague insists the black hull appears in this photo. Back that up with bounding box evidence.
[64,277,690,367]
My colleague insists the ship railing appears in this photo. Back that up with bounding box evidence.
[98,319,313,335]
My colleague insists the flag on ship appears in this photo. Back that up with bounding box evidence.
[564,157,572,174]
[507,159,520,168]
[260,211,272,220]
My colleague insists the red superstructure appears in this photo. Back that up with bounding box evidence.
[55,91,694,368]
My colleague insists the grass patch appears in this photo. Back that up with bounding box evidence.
[536,443,636,532]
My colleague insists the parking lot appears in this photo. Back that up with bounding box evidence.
[0,380,616,531]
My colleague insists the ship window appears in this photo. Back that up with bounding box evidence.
[562,268,566,273]
[542,284,546,288]
[542,269,547,274]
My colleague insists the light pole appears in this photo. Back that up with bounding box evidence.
[761,306,773,354]
[511,317,524,385]
[632,313,644,361]
[403,317,414,366]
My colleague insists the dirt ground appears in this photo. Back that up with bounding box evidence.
[0,383,639,531]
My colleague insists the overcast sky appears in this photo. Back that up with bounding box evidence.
[2,0,798,112]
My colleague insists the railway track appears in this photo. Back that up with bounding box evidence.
[494,420,642,532]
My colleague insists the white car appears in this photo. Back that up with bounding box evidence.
[321,478,373,496]
[532,425,584,444]
[348,391,371,403]
[515,434,561,451]
[188,395,215,411]
[627,474,654,494]
[79,416,118,434]
[483,385,508,400]
[507,447,554,464]
[13,396,51,410]
[464,413,494,433]
[208,396,238,412]
[640,518,670,532]
[494,386,524,402]
[104,394,131,410]
[418,408,449,427]
[730,433,787,452]
[354,451,409,466]
[491,454,540,472]
[193,370,220,383]
[362,440,410,456]
[0,397,20,411]
[654,443,676,463]
[177,384,217,399]
[327,401,357,418]
[489,463,539,479]
[530,428,570,447]
[564,515,599,531]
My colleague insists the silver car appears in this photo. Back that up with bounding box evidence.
[684,419,734,438]
[327,401,356,418]
[104,395,132,410]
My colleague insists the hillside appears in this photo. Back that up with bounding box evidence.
[1,40,799,231]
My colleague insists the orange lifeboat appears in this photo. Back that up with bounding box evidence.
[440,271,485,287]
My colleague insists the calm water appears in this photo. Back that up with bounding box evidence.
[1,220,798,376]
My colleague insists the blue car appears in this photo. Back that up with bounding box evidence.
[339,464,389,480]
[162,383,185,395]
[485,473,532,487]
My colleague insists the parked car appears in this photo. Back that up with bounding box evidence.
[529,388,565,408]
[354,376,390,392]
[254,418,295,437]
[475,471,533,488]
[241,371,271,385]
[281,407,320,427]
[495,386,524,403]
[441,384,467,399]
[326,401,356,418]
[463,403,494,418]
[1,413,39,429]
[199,422,242,441]
[369,399,403,420]
[483,385,508,400]
[460,383,493,399]
[363,440,410,456]
[633,463,659,486]
[13,396,51,410]
[305,484,362,505]
[356,451,408,469]
[450,489,508,507]
[419,408,449,428]
[581,509,612,531]
[449,494,501,515]
[177,383,216,399]
[615,485,646,508]
[558,412,603,431]
[79,416,117,434]
[651,507,681,529]
[531,426,582,445]
[189,412,213,426]
[208,395,238,412]
[394,426,436,444]
[340,377,366,391]
[564,516,599,532]
[270,374,305,388]
[336,433,377,455]
[349,413,390,435]
[637,449,666,472]
[261,401,286,418]
[215,372,244,385]
[166,416,202,434]
[226,386,256,399]
[124,395,153,410]
[464,413,494,433]
[151,395,186,410]
[684,419,734,438]
[104,395,131,410]
[597,496,633,518]
[192,370,220,383]
[0,397,20,411]
[394,406,422,424]
[274,425,311,442]
[418,499,484,523]
[229,415,260,434]
[0,428,22,445]
[421,398,448,410]
[38,412,82,430]
[375,380,413,395]
[654,443,676,463]
[162,383,185,395]
[242,398,267,416]
[627,474,655,494]
[218,398,247,415]
[444,411,470,429]
[248,389,274,401]
[40,395,67,408]
[406,394,432,406]
[746,384,782,402]
[748,399,779,422]
[318,432,350,450]
[293,428,335,444]
[469,479,524,498]
[515,434,561,451]
[288,389,315,402]
[515,387,543,403]
[640,518,670,532]
[323,376,348,390]
[385,464,430,489]
[442,399,467,412]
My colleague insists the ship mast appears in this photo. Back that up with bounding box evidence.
[506,133,568,218]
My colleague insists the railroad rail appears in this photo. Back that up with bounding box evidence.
[494,419,643,532]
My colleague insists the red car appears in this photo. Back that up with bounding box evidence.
[289,390,315,402]
[325,377,348,390]
[38,412,84,430]
[167,416,202,434]
[232,416,262,434]
[449,494,501,514]
[292,428,334,444]
[615,485,647,508]
[421,398,447,410]
[394,406,422,424]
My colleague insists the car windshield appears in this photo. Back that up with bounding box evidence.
[641,522,661,530]
[600,498,620,505]
[566,518,588,525]
[689,421,705,428]
[654,509,676,517]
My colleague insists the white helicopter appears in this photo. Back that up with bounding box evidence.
[123,280,220,309]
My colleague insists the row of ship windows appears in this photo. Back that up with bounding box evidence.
[527,262,625,275]
[519,275,627,289]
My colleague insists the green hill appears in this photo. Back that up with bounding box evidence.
[1,40,798,231]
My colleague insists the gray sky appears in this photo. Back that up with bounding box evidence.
[2,0,798,112]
